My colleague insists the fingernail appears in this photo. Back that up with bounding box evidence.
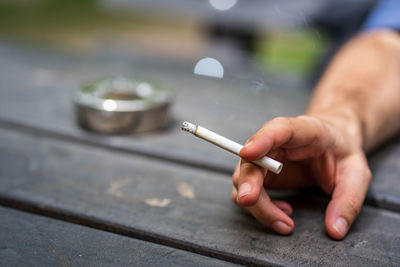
[271,221,291,235]
[334,217,348,236]
[237,182,252,199]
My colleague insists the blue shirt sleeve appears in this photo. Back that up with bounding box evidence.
[362,0,400,31]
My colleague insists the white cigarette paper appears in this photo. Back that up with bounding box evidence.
[181,121,283,174]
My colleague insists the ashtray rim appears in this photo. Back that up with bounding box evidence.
[74,77,173,134]
[74,77,173,112]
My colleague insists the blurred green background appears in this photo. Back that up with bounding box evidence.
[0,0,329,77]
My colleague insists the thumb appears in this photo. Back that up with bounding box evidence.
[324,153,372,240]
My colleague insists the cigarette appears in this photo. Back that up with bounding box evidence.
[181,121,283,174]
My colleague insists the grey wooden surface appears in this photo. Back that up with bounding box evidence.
[0,128,399,266]
[0,41,307,172]
[0,41,399,212]
[0,206,238,267]
[368,139,400,211]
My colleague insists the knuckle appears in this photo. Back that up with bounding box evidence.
[232,162,241,187]
[232,173,239,187]
[346,197,362,219]
[364,168,372,183]
[239,164,260,181]
[231,190,237,203]
[240,162,253,173]
[272,116,290,126]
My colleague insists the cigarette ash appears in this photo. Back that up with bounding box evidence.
[108,179,131,198]
[181,121,197,134]
[176,182,195,199]
[144,198,171,207]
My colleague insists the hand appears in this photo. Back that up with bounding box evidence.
[231,115,371,240]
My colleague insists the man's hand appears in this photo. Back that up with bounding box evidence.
[232,115,371,240]
[231,29,400,240]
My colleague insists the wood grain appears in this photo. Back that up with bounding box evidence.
[0,206,238,267]
[0,42,398,211]
[0,128,399,266]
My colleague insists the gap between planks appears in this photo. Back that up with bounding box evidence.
[0,195,281,267]
[0,116,398,214]
[0,117,233,175]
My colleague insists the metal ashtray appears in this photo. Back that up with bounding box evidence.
[74,77,172,134]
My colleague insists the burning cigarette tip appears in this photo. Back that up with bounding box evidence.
[181,121,197,134]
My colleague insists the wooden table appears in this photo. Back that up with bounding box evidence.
[0,41,399,266]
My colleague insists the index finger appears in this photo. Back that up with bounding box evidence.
[240,116,335,161]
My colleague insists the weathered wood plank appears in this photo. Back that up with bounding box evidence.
[0,40,308,173]
[0,41,399,211]
[0,128,399,266]
[0,206,238,267]
[368,138,400,212]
